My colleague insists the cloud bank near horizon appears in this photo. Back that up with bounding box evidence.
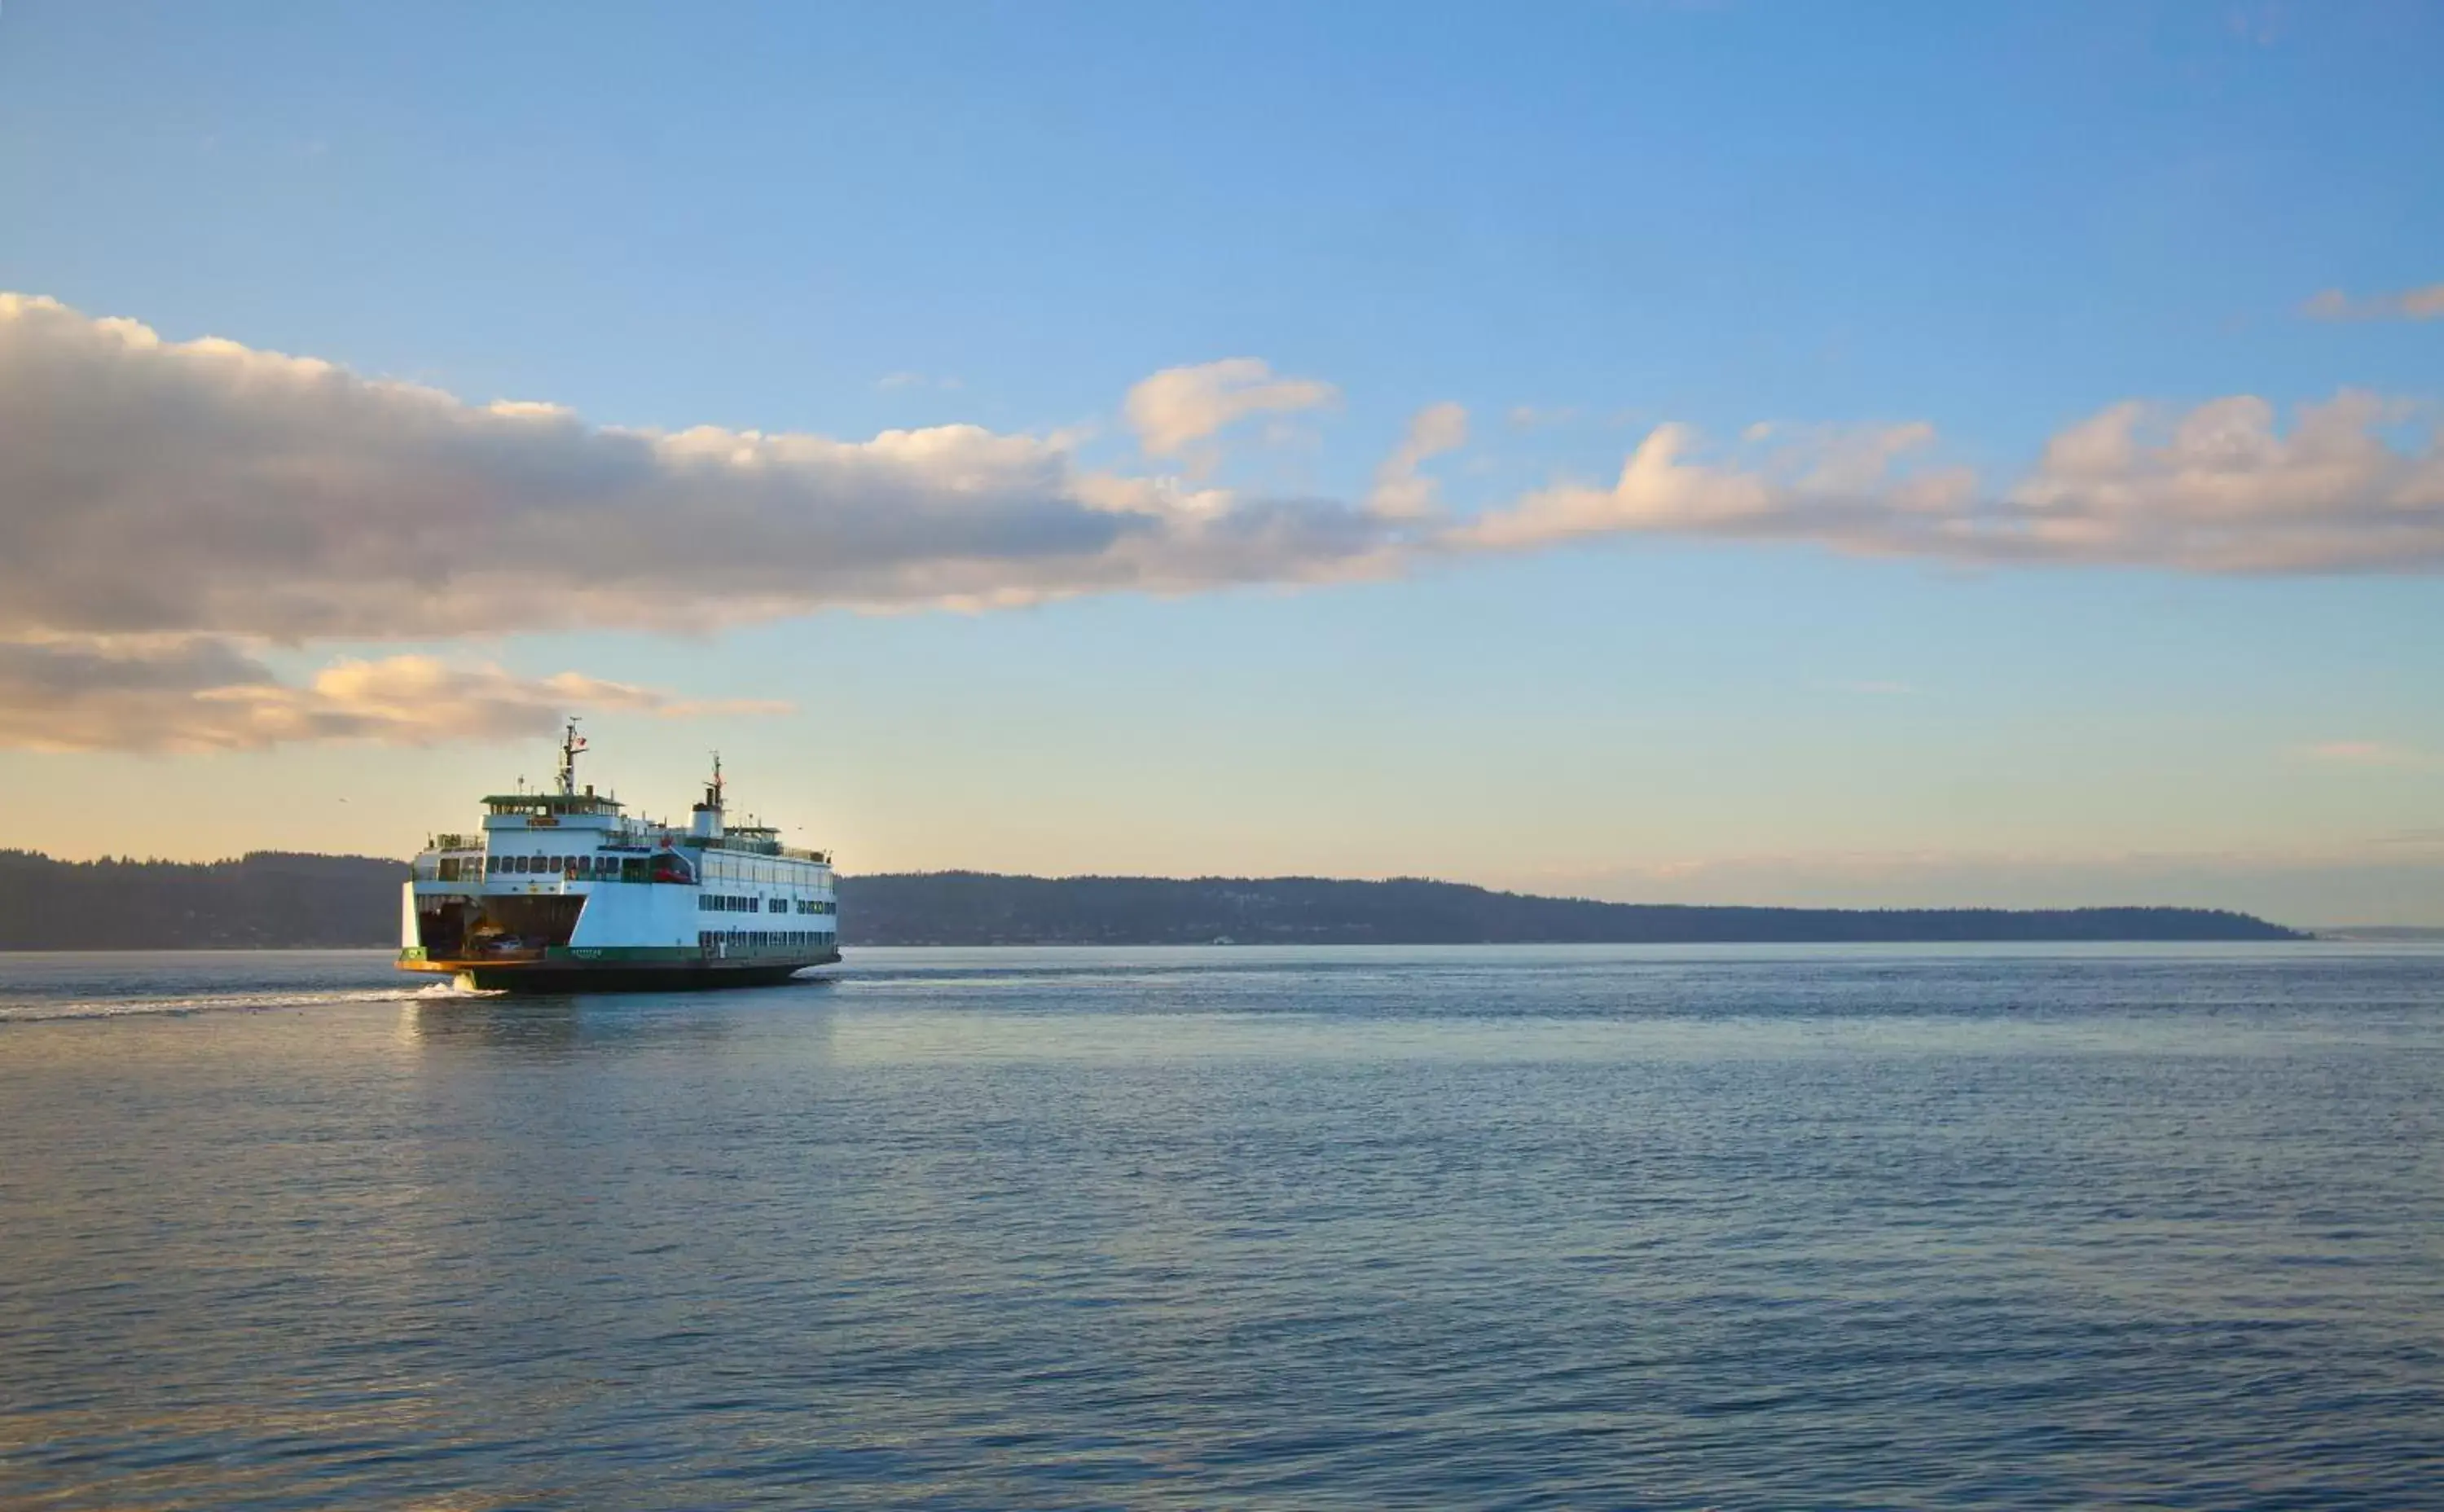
[0,639,788,753]
[6,292,2442,749]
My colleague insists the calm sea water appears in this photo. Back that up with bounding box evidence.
[2,944,2440,1510]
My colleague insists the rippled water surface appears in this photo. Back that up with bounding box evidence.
[3,944,2441,1510]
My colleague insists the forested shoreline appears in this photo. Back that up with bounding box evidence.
[0,852,2303,949]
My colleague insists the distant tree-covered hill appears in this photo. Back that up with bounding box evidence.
[838,872,2301,944]
[0,853,2303,949]
[0,850,407,950]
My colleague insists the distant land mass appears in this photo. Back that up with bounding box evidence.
[0,851,2305,949]
[0,850,411,950]
[844,872,2303,945]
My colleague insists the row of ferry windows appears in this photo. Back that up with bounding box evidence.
[698,894,836,915]
[703,859,820,886]
[698,930,836,950]
[486,853,613,876]
[461,852,834,889]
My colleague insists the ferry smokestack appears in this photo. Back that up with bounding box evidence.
[692,751,724,839]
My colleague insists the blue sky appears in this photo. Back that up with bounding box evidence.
[2,0,2439,923]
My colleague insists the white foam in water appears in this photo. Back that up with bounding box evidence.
[0,985,444,1024]
[413,979,505,1000]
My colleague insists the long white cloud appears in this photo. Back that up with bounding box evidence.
[6,292,2443,751]
[0,297,1404,644]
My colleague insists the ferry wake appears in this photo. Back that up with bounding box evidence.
[398,723,838,992]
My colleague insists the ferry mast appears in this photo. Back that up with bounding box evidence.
[556,718,587,798]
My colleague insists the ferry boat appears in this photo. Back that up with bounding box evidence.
[398,723,839,992]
